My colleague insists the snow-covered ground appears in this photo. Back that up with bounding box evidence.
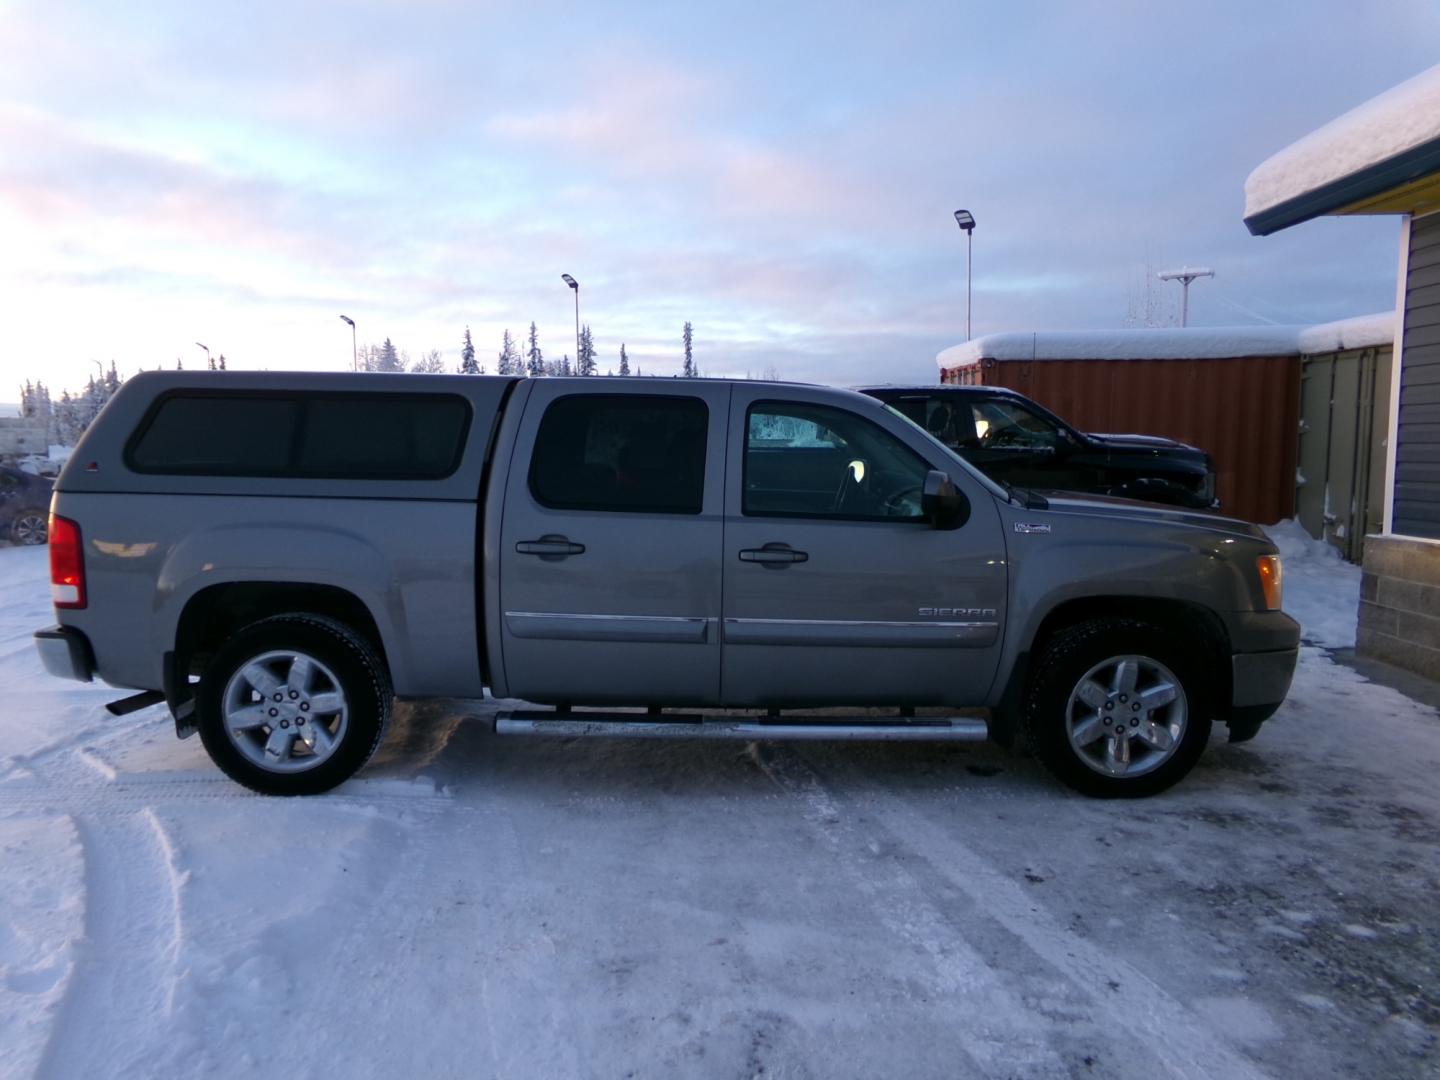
[1,543,1437,1080]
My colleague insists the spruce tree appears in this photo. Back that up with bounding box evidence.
[56,391,77,445]
[497,329,519,375]
[460,327,479,374]
[618,343,630,376]
[34,382,54,443]
[526,322,545,377]
[576,325,597,376]
[682,322,695,377]
[376,338,403,372]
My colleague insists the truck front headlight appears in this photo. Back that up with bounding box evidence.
[1256,555,1283,611]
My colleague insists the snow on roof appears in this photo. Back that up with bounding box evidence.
[1295,311,1397,354]
[1244,64,1440,221]
[936,312,1396,370]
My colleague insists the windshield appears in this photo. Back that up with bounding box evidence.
[882,403,1011,501]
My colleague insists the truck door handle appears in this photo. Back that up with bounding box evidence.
[516,537,586,558]
[739,545,808,565]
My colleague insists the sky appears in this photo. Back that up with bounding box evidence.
[2,0,1437,398]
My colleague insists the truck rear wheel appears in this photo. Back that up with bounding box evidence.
[1026,618,1210,798]
[196,614,391,795]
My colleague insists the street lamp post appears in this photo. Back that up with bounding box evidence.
[1157,268,1215,328]
[561,275,580,370]
[953,210,976,340]
[195,342,211,369]
[339,315,357,370]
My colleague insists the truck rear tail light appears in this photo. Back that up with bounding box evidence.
[1256,554,1282,612]
[49,514,86,609]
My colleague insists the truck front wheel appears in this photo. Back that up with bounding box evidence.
[196,614,392,795]
[1026,619,1210,798]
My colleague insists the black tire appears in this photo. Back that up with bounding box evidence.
[10,508,48,545]
[196,614,391,795]
[1025,618,1210,798]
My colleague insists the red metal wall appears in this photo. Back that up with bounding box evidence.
[942,356,1300,524]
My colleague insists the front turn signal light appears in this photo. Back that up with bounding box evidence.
[1256,555,1282,611]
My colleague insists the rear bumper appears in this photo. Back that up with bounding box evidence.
[34,626,95,683]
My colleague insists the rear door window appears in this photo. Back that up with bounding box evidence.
[529,395,707,514]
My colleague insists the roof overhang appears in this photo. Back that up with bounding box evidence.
[1244,136,1440,236]
[1243,64,1440,236]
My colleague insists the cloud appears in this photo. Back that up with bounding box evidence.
[0,1,1434,397]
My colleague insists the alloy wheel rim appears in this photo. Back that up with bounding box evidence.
[14,513,46,545]
[1065,654,1187,778]
[221,650,349,773]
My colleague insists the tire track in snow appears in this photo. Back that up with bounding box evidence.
[9,728,452,1079]
[0,716,452,817]
[748,742,1072,1080]
[0,708,164,784]
[262,788,564,1080]
[0,779,450,815]
[810,749,1276,1080]
[36,811,185,1080]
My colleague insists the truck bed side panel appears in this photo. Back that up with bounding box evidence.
[55,491,483,697]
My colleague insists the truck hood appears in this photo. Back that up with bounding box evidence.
[1086,432,1205,455]
[1033,491,1266,541]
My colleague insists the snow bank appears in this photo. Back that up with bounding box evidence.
[1262,519,1362,649]
[1244,64,1440,219]
[937,312,1395,370]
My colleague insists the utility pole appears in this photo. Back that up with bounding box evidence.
[1157,267,1214,328]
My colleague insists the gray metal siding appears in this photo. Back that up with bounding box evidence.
[1296,345,1391,560]
[1393,213,1440,538]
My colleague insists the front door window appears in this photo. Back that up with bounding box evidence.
[744,402,931,521]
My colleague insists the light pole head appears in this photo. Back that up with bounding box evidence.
[1157,267,1214,283]
[953,209,976,233]
[195,341,208,352]
[339,315,355,327]
[561,273,578,290]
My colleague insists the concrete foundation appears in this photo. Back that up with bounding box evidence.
[1357,534,1440,679]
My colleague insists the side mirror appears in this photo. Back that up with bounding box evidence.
[922,469,969,530]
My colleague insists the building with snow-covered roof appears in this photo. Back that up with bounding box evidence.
[937,314,1395,369]
[936,314,1395,539]
[1244,63,1440,678]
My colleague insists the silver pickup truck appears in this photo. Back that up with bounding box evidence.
[33,371,1299,798]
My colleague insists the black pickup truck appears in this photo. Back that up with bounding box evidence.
[860,385,1217,510]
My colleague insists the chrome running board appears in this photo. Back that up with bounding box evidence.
[494,710,988,742]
